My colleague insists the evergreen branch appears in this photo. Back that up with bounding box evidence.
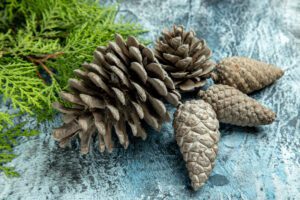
[0,0,147,177]
[0,60,60,115]
[0,112,14,132]
[0,118,38,177]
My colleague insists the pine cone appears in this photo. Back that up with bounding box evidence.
[174,100,220,190]
[198,84,276,126]
[52,34,181,154]
[211,57,284,94]
[154,25,215,92]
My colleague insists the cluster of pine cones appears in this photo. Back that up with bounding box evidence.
[52,25,284,191]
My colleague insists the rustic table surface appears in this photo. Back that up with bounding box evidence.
[0,0,299,199]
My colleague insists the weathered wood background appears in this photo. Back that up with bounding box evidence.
[0,0,299,199]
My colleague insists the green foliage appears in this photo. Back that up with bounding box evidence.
[0,0,146,176]
[0,0,146,117]
[0,60,60,115]
[0,112,39,177]
[0,112,14,132]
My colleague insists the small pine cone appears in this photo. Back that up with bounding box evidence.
[154,25,215,93]
[173,100,220,190]
[211,57,284,94]
[52,34,181,154]
[198,84,276,126]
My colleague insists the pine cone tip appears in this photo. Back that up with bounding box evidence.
[261,109,276,125]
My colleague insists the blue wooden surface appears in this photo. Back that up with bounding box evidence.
[0,0,300,199]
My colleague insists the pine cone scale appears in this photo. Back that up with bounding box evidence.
[179,79,206,92]
[108,41,129,64]
[79,125,95,154]
[145,63,165,80]
[53,122,79,141]
[93,112,106,135]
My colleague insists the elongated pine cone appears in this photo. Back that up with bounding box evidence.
[154,25,215,92]
[52,34,181,154]
[198,84,276,126]
[173,100,220,190]
[211,57,284,94]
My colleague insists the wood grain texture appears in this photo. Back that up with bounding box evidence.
[0,0,299,199]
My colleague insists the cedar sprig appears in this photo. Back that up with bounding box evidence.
[0,0,146,119]
[0,0,146,176]
[0,60,60,115]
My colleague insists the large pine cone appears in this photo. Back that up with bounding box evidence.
[211,57,284,94]
[198,84,276,126]
[154,25,215,93]
[174,100,220,190]
[52,34,181,154]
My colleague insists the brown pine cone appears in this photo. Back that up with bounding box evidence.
[211,57,284,94]
[52,34,181,154]
[154,25,215,93]
[174,100,220,190]
[198,84,276,126]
